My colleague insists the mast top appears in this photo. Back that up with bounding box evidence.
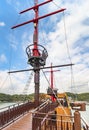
[11,0,66,29]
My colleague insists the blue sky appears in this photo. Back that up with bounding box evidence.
[0,0,89,94]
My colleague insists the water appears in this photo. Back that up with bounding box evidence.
[80,105,89,125]
[72,105,89,125]
[0,102,89,124]
[0,102,16,108]
[0,102,17,112]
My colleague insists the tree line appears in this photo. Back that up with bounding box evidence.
[0,93,34,102]
[0,92,89,102]
[66,92,89,102]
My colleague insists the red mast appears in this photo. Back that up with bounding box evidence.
[33,0,39,57]
[46,63,60,101]
[11,0,66,107]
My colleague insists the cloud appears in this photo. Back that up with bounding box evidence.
[0,22,5,27]
[0,54,7,63]
[0,70,33,94]
[8,34,18,50]
[1,0,89,94]
[39,0,89,93]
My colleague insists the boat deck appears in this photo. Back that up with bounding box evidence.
[3,112,32,130]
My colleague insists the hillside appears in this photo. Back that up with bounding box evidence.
[0,92,89,102]
[66,92,89,102]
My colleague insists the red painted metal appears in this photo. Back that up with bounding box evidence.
[46,63,60,101]
[11,0,66,107]
[20,0,53,14]
[11,8,66,29]
[33,0,39,56]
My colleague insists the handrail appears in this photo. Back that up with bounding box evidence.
[32,111,74,130]
[81,117,89,130]
[32,99,50,112]
[0,102,24,112]
[0,101,34,129]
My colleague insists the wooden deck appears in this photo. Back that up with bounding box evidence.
[3,112,32,130]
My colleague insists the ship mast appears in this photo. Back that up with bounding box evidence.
[33,0,40,107]
[46,63,60,101]
[11,0,66,107]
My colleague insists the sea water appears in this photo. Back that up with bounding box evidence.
[0,102,16,109]
[0,102,17,112]
[80,105,89,125]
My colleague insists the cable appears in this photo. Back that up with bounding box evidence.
[51,1,75,94]
[0,75,9,89]
[62,12,77,99]
[23,71,34,95]
[42,70,50,86]
[52,0,62,9]
[42,69,72,118]
[8,74,15,94]
[63,12,72,64]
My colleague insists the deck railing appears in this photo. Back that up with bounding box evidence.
[32,112,89,130]
[32,101,89,130]
[32,100,59,130]
[0,100,89,130]
[0,101,34,129]
[32,112,74,130]
[81,117,89,130]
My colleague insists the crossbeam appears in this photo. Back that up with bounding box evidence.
[12,8,66,29]
[8,63,74,73]
[20,0,53,14]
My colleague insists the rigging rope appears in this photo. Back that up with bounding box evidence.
[63,12,76,95]
[0,75,9,89]
[39,1,75,116]
[23,71,34,99]
[8,74,15,94]
[42,69,72,119]
[42,70,50,86]
[51,0,75,95]
[52,0,62,9]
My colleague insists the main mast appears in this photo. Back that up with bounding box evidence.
[11,0,66,107]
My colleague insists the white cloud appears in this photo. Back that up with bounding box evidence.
[1,0,89,94]
[41,0,89,93]
[0,22,5,27]
[8,34,18,50]
[0,70,34,94]
[0,54,7,63]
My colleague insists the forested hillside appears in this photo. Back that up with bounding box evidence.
[67,92,89,102]
[0,92,89,102]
